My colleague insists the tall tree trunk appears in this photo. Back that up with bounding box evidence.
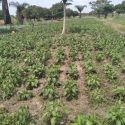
[2,0,11,24]
[79,12,81,18]
[62,3,66,35]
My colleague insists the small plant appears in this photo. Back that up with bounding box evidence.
[17,89,33,101]
[121,64,125,73]
[105,102,125,125]
[70,114,101,125]
[46,65,60,79]
[14,105,34,125]
[26,75,39,90]
[69,26,82,33]
[96,52,104,62]
[40,84,59,100]
[109,52,121,65]
[47,77,61,87]
[63,80,78,100]
[32,63,45,78]
[104,64,117,81]
[54,48,65,64]
[42,101,67,125]
[69,47,78,61]
[112,86,125,101]
[90,88,104,105]
[84,60,96,74]
[86,74,100,90]
[0,80,15,100]
[67,64,79,80]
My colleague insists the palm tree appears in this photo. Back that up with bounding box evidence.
[9,2,29,24]
[62,0,72,35]
[0,0,11,24]
[75,5,87,18]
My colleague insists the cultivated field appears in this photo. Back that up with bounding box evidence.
[0,18,125,125]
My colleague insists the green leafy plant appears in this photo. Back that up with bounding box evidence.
[70,114,102,125]
[26,75,39,90]
[46,65,60,79]
[63,80,78,100]
[104,64,117,81]
[105,102,125,125]
[96,52,104,62]
[112,86,125,101]
[69,47,78,61]
[40,84,59,100]
[90,88,104,105]
[17,89,33,101]
[14,105,34,125]
[67,64,79,80]
[42,101,67,125]
[54,48,65,64]
[84,60,96,74]
[32,63,45,78]
[121,64,125,73]
[86,74,100,90]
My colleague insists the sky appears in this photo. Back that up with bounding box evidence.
[1,0,124,15]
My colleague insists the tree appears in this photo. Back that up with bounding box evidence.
[103,4,114,18]
[9,2,29,24]
[90,0,113,18]
[75,5,87,18]
[62,0,72,35]
[23,5,51,20]
[0,10,3,20]
[115,1,125,16]
[0,0,11,24]
[50,2,63,19]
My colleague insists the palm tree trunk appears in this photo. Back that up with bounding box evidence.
[62,3,66,35]
[80,12,81,18]
[2,0,11,24]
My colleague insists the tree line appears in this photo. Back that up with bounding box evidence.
[1,0,125,34]
[1,0,125,25]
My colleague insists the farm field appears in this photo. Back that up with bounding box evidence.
[0,18,125,125]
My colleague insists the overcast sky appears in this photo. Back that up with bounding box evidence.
[2,0,124,15]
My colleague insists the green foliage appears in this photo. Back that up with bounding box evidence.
[70,114,101,125]
[67,64,79,80]
[69,26,82,33]
[32,63,45,78]
[112,86,125,101]
[54,48,65,64]
[14,105,34,125]
[84,60,96,74]
[69,47,78,61]
[0,105,34,125]
[46,65,60,79]
[26,75,39,90]
[121,64,125,73]
[17,90,33,101]
[86,74,100,90]
[96,52,104,62]
[42,101,67,125]
[104,64,117,81]
[90,88,104,105]
[40,84,59,100]
[63,80,78,100]
[105,102,125,125]
[0,80,15,100]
